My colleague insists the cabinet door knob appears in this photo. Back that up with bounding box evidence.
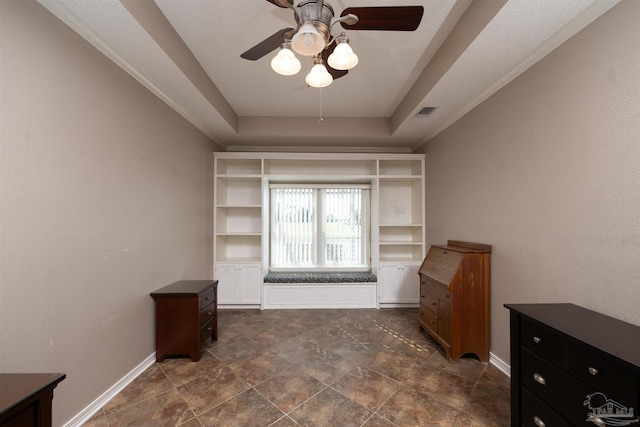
[533,416,546,427]
[533,373,546,385]
[588,367,599,376]
[533,336,542,344]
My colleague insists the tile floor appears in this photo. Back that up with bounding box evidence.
[84,308,510,426]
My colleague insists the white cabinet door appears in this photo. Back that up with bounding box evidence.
[237,264,262,304]
[379,264,419,303]
[403,265,420,302]
[216,264,238,304]
[215,263,262,305]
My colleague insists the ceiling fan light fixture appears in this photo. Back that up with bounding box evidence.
[291,21,326,56]
[327,36,358,70]
[305,60,333,88]
[271,44,301,75]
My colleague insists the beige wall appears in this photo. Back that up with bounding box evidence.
[0,1,220,424]
[415,0,640,365]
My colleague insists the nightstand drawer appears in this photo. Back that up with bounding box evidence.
[200,319,215,343]
[521,317,566,366]
[199,287,216,310]
[567,341,638,405]
[200,305,215,326]
[521,387,572,427]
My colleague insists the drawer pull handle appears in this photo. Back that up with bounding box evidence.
[533,336,542,344]
[586,413,607,427]
[206,312,213,316]
[533,416,546,427]
[207,326,213,331]
[533,373,546,385]
[588,367,599,376]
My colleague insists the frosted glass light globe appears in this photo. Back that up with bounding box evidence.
[271,47,301,75]
[327,41,358,70]
[305,63,333,88]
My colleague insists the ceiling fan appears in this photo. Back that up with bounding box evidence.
[241,0,424,88]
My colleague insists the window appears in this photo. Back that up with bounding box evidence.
[270,184,370,270]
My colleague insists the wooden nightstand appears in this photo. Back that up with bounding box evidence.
[0,373,65,427]
[151,280,218,362]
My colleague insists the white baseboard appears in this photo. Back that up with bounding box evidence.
[489,351,511,377]
[218,304,261,310]
[378,303,420,309]
[63,353,156,427]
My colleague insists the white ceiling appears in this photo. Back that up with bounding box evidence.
[38,0,620,152]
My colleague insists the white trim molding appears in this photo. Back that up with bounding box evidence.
[489,351,510,378]
[62,353,156,427]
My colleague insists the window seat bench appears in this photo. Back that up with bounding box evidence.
[262,271,377,309]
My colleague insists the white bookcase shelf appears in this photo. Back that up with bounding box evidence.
[213,153,425,307]
[216,158,262,176]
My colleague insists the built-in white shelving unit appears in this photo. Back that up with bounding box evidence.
[213,153,425,308]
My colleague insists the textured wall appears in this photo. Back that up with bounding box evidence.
[0,1,220,424]
[415,0,640,365]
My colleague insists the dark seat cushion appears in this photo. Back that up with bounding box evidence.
[264,271,377,283]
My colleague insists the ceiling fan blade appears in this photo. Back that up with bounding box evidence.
[321,45,348,80]
[241,28,295,60]
[266,0,293,8]
[340,6,424,31]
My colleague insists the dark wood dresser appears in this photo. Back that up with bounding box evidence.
[418,240,491,362]
[506,303,640,427]
[0,373,65,427]
[151,280,218,362]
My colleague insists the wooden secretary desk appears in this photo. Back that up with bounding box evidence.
[418,240,491,362]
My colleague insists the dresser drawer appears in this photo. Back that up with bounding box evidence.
[199,287,216,310]
[419,305,438,331]
[521,386,572,427]
[420,280,439,310]
[521,347,587,410]
[521,317,566,366]
[200,305,215,326]
[567,341,638,407]
[522,347,598,425]
[200,319,215,343]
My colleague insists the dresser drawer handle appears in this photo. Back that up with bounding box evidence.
[588,367,598,376]
[206,326,213,331]
[533,373,546,385]
[533,416,546,427]
[586,413,607,427]
[533,336,541,344]
[206,311,213,316]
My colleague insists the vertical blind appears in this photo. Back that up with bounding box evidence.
[270,185,369,269]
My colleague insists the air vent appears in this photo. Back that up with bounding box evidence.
[417,107,437,117]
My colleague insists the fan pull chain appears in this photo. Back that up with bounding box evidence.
[319,88,324,123]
